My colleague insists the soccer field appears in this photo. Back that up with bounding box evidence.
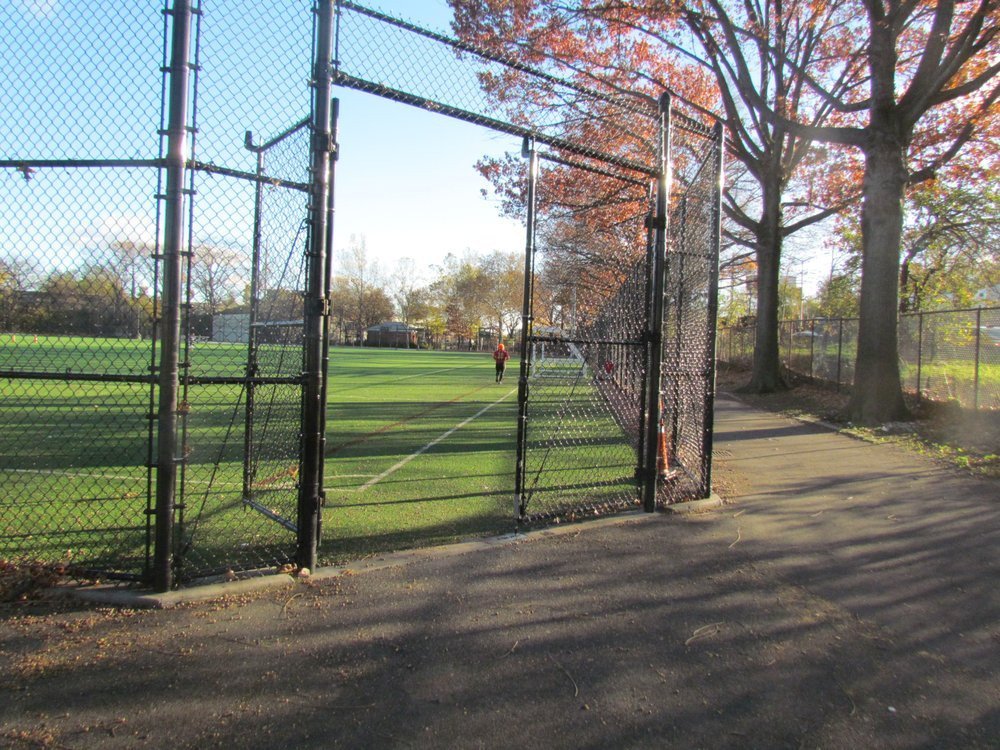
[319,347,518,561]
[1,337,639,576]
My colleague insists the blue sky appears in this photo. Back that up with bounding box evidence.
[332,1,526,284]
[2,0,830,295]
[1,0,526,290]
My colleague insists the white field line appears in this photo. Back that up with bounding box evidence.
[392,366,465,383]
[348,366,465,387]
[358,387,516,491]
[3,467,241,487]
[335,366,471,399]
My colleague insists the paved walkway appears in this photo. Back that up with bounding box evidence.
[1,394,997,748]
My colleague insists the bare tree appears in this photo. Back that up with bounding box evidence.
[190,244,244,315]
[389,257,431,327]
[477,250,523,341]
[338,235,386,340]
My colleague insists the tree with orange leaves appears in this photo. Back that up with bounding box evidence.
[747,0,1000,423]
[449,0,862,394]
[453,1,998,423]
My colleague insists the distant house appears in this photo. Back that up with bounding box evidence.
[365,321,417,348]
[212,312,303,345]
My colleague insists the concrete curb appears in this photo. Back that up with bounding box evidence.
[663,493,726,514]
[72,572,297,610]
[66,510,668,608]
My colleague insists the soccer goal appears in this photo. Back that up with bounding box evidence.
[530,338,590,382]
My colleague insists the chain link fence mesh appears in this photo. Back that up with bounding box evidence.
[658,122,722,504]
[0,1,163,162]
[3,0,723,583]
[519,190,651,520]
[173,0,314,580]
[333,1,658,178]
[1,0,166,577]
[719,307,999,411]
[0,0,315,582]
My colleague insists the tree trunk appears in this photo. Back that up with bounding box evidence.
[846,131,910,424]
[740,176,787,393]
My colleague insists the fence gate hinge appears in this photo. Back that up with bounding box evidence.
[313,133,336,155]
[645,213,667,230]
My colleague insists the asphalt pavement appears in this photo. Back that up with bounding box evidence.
[1,392,997,749]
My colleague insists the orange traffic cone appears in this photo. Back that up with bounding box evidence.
[657,398,675,480]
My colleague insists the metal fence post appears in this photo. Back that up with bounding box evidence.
[635,185,655,482]
[297,0,335,572]
[836,317,844,392]
[669,197,685,470]
[242,139,265,504]
[317,96,339,544]
[642,92,670,513]
[514,136,538,519]
[974,307,981,411]
[916,311,924,403]
[152,0,195,593]
[808,318,815,379]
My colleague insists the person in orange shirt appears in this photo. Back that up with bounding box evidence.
[492,342,511,383]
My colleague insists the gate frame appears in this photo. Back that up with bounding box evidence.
[641,93,672,513]
[296,0,336,573]
[144,0,720,590]
[152,0,196,592]
[151,0,335,590]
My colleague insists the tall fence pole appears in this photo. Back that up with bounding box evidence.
[836,318,844,391]
[808,318,815,379]
[514,136,538,518]
[916,311,924,403]
[152,0,195,593]
[317,96,340,544]
[634,184,655,482]
[973,307,981,411]
[297,0,335,571]
[242,141,265,504]
[642,92,671,513]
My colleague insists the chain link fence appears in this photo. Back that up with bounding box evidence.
[333,1,658,175]
[1,0,317,584]
[330,3,723,520]
[170,0,315,581]
[1,1,165,579]
[718,306,1000,411]
[658,118,724,504]
[517,179,652,520]
[3,0,723,588]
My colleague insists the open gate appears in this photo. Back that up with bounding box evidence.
[169,117,313,582]
[1,0,721,591]
[330,2,724,525]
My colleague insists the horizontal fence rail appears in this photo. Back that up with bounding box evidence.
[717,306,1000,411]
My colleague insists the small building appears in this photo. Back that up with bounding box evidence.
[365,321,417,348]
[212,312,249,343]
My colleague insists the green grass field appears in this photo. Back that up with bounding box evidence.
[1,337,640,578]
[320,347,520,563]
